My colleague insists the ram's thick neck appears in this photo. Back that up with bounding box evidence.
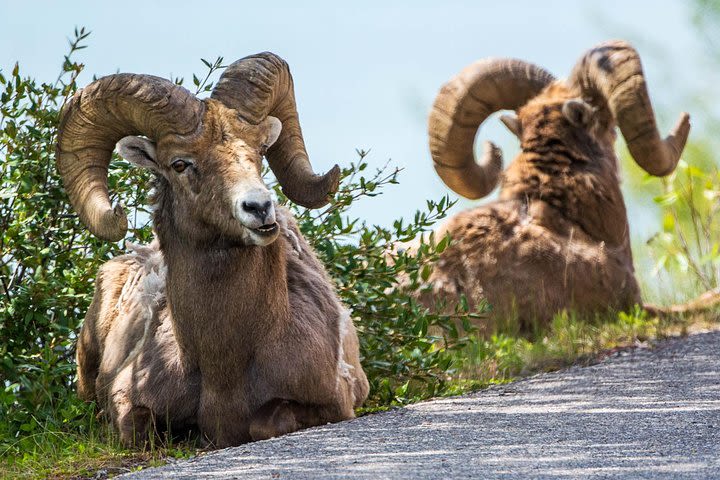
[153,201,291,376]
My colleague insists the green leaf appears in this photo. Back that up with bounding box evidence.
[653,191,679,206]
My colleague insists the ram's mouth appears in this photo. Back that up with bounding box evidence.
[252,222,278,236]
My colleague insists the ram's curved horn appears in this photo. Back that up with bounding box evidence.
[568,40,690,176]
[212,52,339,209]
[428,59,555,199]
[56,74,204,241]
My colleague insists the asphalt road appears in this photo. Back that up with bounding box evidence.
[124,331,720,479]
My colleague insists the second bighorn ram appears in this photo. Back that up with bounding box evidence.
[56,53,369,447]
[424,40,691,327]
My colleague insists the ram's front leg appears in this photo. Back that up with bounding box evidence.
[106,367,155,447]
[248,399,303,441]
[115,404,154,448]
[248,399,353,442]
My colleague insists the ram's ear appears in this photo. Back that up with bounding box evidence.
[262,116,282,148]
[562,99,596,129]
[500,114,522,139]
[116,136,159,171]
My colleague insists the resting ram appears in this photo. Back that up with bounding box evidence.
[421,40,690,327]
[56,53,369,447]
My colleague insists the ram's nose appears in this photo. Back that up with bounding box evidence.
[235,190,276,228]
[242,199,272,223]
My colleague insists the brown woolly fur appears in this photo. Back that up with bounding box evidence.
[58,53,368,448]
[427,83,638,327]
[424,41,691,328]
[76,206,367,448]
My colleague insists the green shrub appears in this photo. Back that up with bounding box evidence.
[626,0,720,299]
[623,138,720,301]
[280,156,482,405]
[0,28,155,455]
[647,154,720,295]
[0,29,479,458]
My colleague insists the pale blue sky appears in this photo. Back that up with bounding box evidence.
[0,1,712,240]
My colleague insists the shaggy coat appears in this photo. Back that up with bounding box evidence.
[424,41,690,328]
[77,206,367,447]
[426,84,639,326]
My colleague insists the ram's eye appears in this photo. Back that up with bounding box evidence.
[171,159,189,173]
[259,144,269,156]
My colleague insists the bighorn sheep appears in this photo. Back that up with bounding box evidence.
[56,53,369,447]
[423,40,691,327]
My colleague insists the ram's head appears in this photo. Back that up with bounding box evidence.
[56,53,339,245]
[428,40,691,199]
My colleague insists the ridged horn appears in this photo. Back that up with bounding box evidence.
[429,58,555,199]
[568,40,690,177]
[56,74,204,241]
[211,52,339,209]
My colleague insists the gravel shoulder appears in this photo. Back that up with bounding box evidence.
[123,331,720,479]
